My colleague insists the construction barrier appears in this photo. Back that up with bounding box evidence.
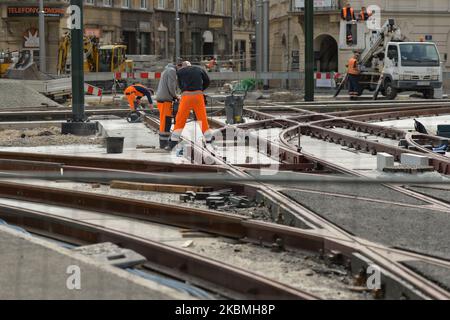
[114,72,161,80]
[84,83,103,96]
[315,72,341,88]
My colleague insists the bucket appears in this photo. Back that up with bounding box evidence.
[225,95,245,124]
[106,137,124,154]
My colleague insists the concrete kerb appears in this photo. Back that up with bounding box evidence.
[0,224,192,300]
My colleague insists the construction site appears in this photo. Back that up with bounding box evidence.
[1,0,450,308]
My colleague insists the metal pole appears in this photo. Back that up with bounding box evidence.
[38,0,46,73]
[304,0,314,101]
[262,0,269,89]
[71,0,85,122]
[175,0,180,62]
[255,0,263,74]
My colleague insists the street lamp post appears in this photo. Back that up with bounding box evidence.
[38,0,46,73]
[304,0,315,101]
[175,0,180,62]
[262,0,269,90]
[62,0,98,136]
[70,0,85,123]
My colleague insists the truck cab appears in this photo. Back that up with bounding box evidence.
[382,42,442,99]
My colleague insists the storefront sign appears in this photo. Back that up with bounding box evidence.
[294,0,332,8]
[23,28,39,48]
[7,6,65,18]
[139,22,152,32]
[209,18,223,29]
[85,28,102,38]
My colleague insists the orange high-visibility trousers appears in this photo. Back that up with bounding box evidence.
[172,91,211,141]
[157,101,173,133]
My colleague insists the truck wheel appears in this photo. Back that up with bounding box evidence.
[384,81,398,100]
[423,89,434,99]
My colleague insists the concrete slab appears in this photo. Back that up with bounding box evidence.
[333,128,400,147]
[300,135,378,172]
[376,115,450,134]
[98,119,159,149]
[401,154,430,167]
[377,153,395,171]
[0,225,191,299]
[0,118,184,164]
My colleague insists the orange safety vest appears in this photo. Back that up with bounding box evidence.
[359,9,371,21]
[347,58,359,75]
[342,7,355,20]
[124,83,146,97]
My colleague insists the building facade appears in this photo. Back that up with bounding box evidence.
[270,0,450,87]
[153,0,233,63]
[232,0,256,71]
[0,0,235,74]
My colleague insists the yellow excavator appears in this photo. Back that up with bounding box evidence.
[0,50,13,78]
[57,33,133,75]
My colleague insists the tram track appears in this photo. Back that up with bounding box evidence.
[140,112,450,300]
[1,101,450,299]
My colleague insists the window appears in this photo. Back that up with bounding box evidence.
[204,0,211,13]
[103,0,112,7]
[85,0,94,5]
[192,0,200,12]
[216,0,224,14]
[400,43,440,67]
[122,0,130,8]
[158,0,165,9]
[140,0,147,9]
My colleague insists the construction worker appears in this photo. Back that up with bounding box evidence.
[341,3,356,45]
[155,63,181,148]
[206,57,217,72]
[167,61,212,150]
[341,2,356,21]
[124,83,153,111]
[347,52,361,98]
[359,7,372,21]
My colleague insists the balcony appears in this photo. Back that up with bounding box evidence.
[289,0,340,14]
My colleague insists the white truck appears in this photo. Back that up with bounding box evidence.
[337,18,443,99]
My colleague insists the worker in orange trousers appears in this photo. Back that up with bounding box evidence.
[167,61,212,150]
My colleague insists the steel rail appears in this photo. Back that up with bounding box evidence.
[268,99,450,106]
[0,151,225,174]
[0,109,131,122]
[0,202,317,300]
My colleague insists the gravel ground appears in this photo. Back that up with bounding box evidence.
[0,126,104,147]
[16,181,275,222]
[0,80,62,109]
[406,185,450,204]
[277,182,427,206]
[403,261,450,292]
[282,190,450,260]
[187,239,370,300]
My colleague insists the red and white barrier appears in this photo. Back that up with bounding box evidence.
[84,83,103,96]
[114,72,162,80]
[315,72,341,88]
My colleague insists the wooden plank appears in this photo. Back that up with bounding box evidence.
[110,180,212,193]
